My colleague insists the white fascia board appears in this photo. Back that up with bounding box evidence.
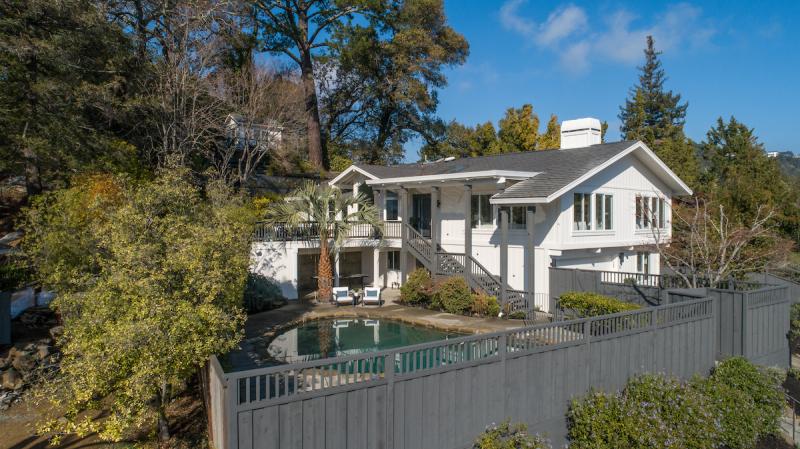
[490,197,550,205]
[328,165,379,186]
[364,170,538,186]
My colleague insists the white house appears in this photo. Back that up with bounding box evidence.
[251,118,692,312]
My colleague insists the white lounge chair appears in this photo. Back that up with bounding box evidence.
[332,287,355,306]
[362,287,382,306]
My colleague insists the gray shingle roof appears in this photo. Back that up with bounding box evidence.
[355,141,638,199]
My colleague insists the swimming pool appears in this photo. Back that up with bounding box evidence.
[266,318,464,363]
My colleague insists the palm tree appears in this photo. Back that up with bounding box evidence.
[264,181,382,300]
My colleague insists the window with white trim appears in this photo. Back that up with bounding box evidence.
[595,193,613,230]
[385,191,398,221]
[510,206,527,230]
[636,195,668,229]
[637,252,650,274]
[471,194,493,229]
[573,193,592,230]
[387,251,400,270]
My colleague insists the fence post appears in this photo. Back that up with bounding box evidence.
[385,352,395,449]
[584,319,591,388]
[499,332,508,422]
[224,374,238,449]
[741,291,749,359]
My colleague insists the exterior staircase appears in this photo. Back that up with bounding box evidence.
[403,223,531,313]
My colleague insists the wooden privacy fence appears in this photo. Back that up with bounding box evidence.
[208,298,716,449]
[709,285,790,367]
[549,267,770,311]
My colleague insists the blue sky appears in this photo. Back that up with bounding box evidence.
[410,0,800,160]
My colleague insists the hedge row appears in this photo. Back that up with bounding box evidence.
[557,291,640,317]
[567,357,785,449]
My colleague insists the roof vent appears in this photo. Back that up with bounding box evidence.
[560,118,601,149]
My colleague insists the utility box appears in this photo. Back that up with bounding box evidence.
[0,292,10,345]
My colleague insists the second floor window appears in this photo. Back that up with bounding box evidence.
[595,193,613,230]
[385,191,398,221]
[636,195,667,229]
[471,194,492,228]
[574,193,591,230]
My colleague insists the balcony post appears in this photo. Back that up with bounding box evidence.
[431,186,440,274]
[500,207,509,309]
[375,189,385,238]
[399,187,408,284]
[526,206,536,299]
[464,185,472,278]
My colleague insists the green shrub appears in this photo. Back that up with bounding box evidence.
[790,303,800,351]
[0,259,33,292]
[710,357,785,438]
[568,374,719,449]
[472,292,500,317]
[244,273,287,313]
[433,276,473,315]
[473,420,550,449]
[691,375,759,449]
[507,311,527,320]
[568,358,785,449]
[558,291,639,317]
[400,268,432,305]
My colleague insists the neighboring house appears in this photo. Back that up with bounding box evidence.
[225,113,282,152]
[251,118,693,312]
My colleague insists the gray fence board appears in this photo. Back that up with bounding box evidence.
[209,297,756,449]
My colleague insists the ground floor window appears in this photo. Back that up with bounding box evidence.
[509,206,529,230]
[637,252,650,274]
[387,251,400,270]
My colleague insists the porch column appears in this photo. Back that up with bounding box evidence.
[373,248,381,288]
[399,187,408,283]
[500,207,509,308]
[464,185,472,277]
[431,186,440,273]
[526,206,536,299]
[375,189,385,220]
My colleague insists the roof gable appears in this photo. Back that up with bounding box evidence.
[491,141,692,204]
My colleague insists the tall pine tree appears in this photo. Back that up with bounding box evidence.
[536,114,560,150]
[619,36,698,186]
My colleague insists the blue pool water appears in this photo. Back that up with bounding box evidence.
[266,318,463,363]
